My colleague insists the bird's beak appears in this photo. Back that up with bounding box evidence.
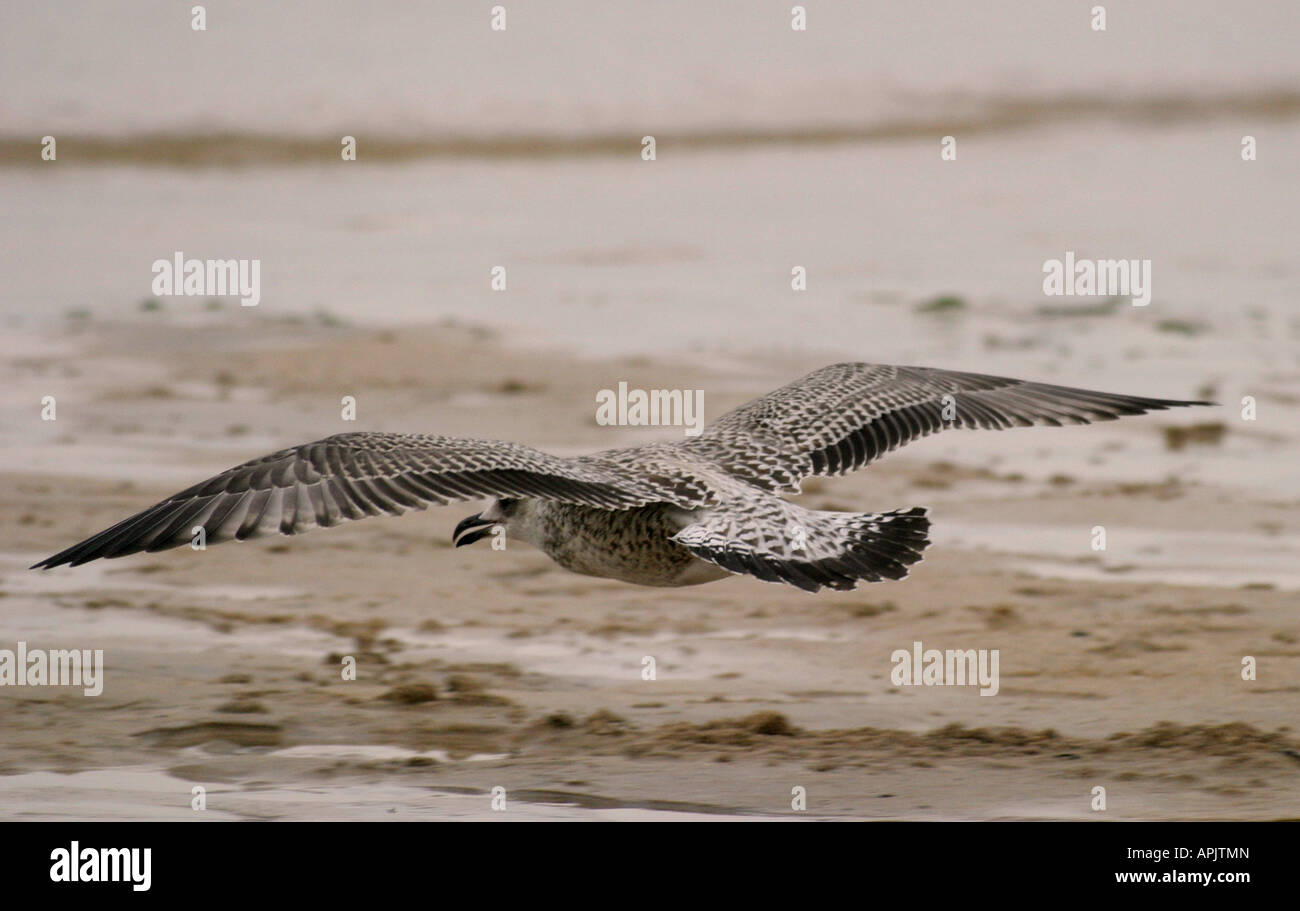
[453,513,495,548]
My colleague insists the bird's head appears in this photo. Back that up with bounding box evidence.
[452,498,519,548]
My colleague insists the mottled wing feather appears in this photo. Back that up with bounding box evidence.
[32,432,712,568]
[683,363,1211,491]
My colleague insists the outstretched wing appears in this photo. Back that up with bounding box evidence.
[682,363,1212,492]
[32,432,708,568]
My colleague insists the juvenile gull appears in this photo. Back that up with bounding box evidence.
[32,363,1211,592]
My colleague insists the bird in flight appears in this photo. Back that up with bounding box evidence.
[32,364,1210,592]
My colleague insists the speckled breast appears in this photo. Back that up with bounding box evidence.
[529,502,727,587]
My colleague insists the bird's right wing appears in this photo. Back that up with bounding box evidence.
[32,432,711,568]
[681,363,1211,492]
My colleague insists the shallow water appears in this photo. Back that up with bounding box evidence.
[936,521,1300,591]
[6,1,1298,138]
[0,766,810,821]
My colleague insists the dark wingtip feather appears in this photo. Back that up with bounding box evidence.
[1134,397,1217,410]
[31,548,83,570]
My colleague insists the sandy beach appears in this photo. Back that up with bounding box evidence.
[1,315,1295,820]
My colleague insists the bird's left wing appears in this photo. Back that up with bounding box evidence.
[32,432,710,568]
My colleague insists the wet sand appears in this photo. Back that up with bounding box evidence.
[1,318,1296,820]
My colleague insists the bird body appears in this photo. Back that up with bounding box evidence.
[33,363,1210,593]
[503,499,728,587]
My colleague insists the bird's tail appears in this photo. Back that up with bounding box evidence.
[672,503,931,593]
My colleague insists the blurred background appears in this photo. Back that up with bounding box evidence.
[2,1,1298,345]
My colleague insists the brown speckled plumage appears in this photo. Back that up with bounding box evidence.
[32,363,1210,592]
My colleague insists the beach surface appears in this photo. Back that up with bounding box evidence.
[1,317,1296,820]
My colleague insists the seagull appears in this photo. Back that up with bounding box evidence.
[31,363,1210,592]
